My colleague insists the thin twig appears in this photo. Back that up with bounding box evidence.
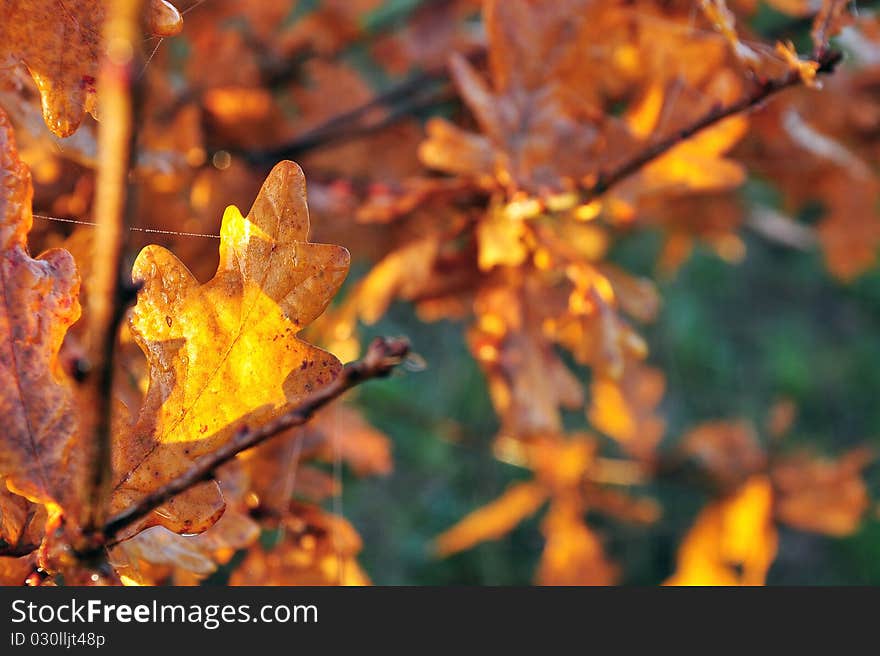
[85,0,144,533]
[240,84,456,166]
[91,337,411,548]
[578,48,843,202]
[237,48,485,166]
[812,0,849,59]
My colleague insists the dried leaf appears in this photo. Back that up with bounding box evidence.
[666,476,778,586]
[772,448,871,536]
[230,504,370,586]
[111,161,350,537]
[536,496,617,586]
[0,553,35,585]
[588,362,666,460]
[0,109,85,518]
[112,509,259,582]
[434,481,548,557]
[641,116,748,194]
[0,1,182,137]
[0,483,45,555]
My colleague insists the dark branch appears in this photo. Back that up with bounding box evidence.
[580,48,843,201]
[85,0,145,534]
[91,337,411,548]
[233,48,485,166]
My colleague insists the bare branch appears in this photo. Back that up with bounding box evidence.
[85,0,144,532]
[578,48,843,202]
[236,48,486,166]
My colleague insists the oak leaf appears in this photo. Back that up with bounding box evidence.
[536,496,617,586]
[420,0,610,193]
[772,448,871,537]
[434,481,548,557]
[230,503,370,586]
[0,553,35,585]
[587,361,666,460]
[111,160,351,537]
[0,1,183,137]
[665,476,777,586]
[0,484,45,556]
[680,420,766,491]
[470,279,583,442]
[0,108,86,518]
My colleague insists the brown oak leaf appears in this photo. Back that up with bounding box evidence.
[0,0,182,137]
[111,160,350,538]
[0,108,86,519]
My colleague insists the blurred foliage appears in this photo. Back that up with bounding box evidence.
[344,226,880,584]
[2,0,880,586]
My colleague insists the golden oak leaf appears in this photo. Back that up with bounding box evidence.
[354,237,439,325]
[0,1,183,137]
[665,476,777,586]
[470,280,583,442]
[588,361,665,460]
[477,200,530,271]
[640,116,748,194]
[536,497,617,586]
[0,108,86,517]
[434,481,548,557]
[111,462,259,584]
[111,161,350,537]
[772,448,871,536]
[420,0,610,193]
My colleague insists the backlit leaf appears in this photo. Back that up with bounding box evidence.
[111,161,350,537]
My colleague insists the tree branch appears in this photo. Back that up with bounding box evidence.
[85,0,144,533]
[91,336,411,548]
[579,48,843,201]
[235,48,485,166]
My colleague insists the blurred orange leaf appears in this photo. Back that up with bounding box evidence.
[435,481,548,557]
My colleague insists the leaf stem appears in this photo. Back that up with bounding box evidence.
[86,0,144,533]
